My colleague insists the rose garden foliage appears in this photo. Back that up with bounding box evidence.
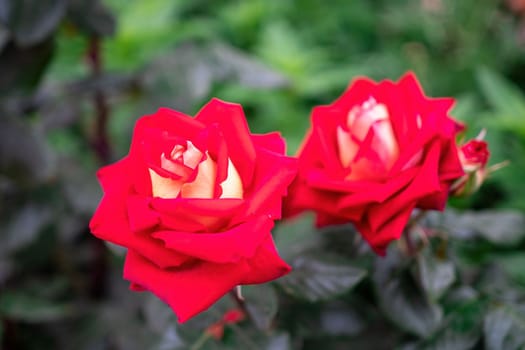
[2,1,525,350]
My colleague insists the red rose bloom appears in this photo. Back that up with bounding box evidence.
[285,72,464,255]
[90,98,297,322]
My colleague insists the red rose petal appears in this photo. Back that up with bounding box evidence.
[126,196,160,232]
[240,236,291,284]
[90,192,190,268]
[245,148,297,219]
[195,98,256,187]
[357,204,415,256]
[251,132,286,155]
[123,249,251,323]
[310,106,346,172]
[152,216,273,263]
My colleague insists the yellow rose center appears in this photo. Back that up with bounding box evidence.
[148,140,243,199]
[336,97,400,180]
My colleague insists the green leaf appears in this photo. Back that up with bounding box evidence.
[432,210,525,246]
[374,251,443,338]
[67,0,116,37]
[0,117,56,183]
[277,252,366,302]
[211,42,289,89]
[476,67,525,135]
[59,157,102,215]
[451,94,480,123]
[273,214,320,261]
[484,304,525,350]
[265,332,291,350]
[0,0,66,46]
[476,67,525,116]
[319,303,366,336]
[401,298,485,350]
[0,292,74,322]
[0,260,12,285]
[493,253,525,286]
[416,247,455,300]
[243,284,278,331]
[1,203,53,255]
[400,329,480,350]
[141,41,289,114]
[175,294,236,347]
[0,38,54,94]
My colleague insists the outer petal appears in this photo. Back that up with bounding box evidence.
[245,148,298,219]
[240,236,291,284]
[366,141,441,234]
[96,157,132,194]
[309,167,419,205]
[136,108,206,144]
[310,106,346,172]
[357,203,415,255]
[124,249,251,323]
[251,132,286,155]
[91,157,189,268]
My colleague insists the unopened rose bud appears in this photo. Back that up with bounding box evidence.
[451,130,490,196]
[222,309,245,324]
[205,323,225,340]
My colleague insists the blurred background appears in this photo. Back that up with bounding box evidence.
[2,0,525,349]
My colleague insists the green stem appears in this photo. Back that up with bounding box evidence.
[189,332,210,350]
[229,288,252,322]
[229,323,260,350]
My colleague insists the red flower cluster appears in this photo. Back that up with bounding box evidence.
[90,73,481,321]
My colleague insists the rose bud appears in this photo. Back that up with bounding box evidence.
[90,98,297,322]
[284,72,465,255]
[451,130,490,196]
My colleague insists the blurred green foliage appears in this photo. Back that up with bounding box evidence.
[2,0,525,349]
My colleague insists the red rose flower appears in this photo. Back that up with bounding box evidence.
[90,98,297,322]
[284,72,464,255]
